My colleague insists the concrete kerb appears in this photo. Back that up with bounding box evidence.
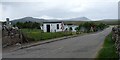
[12,35,78,51]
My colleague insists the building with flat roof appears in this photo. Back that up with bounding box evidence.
[42,22,64,32]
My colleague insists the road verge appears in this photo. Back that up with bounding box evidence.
[96,32,119,60]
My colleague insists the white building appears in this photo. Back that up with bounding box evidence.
[42,22,79,32]
[64,25,78,32]
[42,22,64,32]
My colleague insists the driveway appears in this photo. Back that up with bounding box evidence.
[3,27,113,58]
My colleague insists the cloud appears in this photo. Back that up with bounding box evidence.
[0,0,119,21]
[40,15,55,19]
[0,4,2,20]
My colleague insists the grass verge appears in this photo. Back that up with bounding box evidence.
[96,32,119,60]
[21,29,73,41]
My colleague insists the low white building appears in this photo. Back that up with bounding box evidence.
[42,22,64,32]
[64,25,78,32]
[42,22,79,32]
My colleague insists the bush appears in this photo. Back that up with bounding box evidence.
[15,21,41,29]
[76,22,108,33]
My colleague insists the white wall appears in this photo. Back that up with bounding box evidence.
[64,25,78,32]
[43,24,47,32]
[43,23,63,32]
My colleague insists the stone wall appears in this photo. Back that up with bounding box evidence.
[112,26,120,58]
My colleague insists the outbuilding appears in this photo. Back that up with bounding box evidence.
[64,24,78,32]
[42,22,64,32]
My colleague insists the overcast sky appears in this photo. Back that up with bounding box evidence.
[0,0,119,21]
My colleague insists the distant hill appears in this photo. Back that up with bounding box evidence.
[67,17,91,21]
[64,19,118,25]
[101,19,118,21]
[11,16,91,24]
[11,17,118,25]
[11,17,47,24]
[97,19,118,25]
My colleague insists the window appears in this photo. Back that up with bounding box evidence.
[57,24,59,29]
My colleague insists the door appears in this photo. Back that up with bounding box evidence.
[46,25,50,32]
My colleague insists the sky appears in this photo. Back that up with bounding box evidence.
[0,0,119,21]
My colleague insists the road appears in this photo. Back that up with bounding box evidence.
[3,27,113,58]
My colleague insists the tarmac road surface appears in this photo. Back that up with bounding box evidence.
[3,26,113,58]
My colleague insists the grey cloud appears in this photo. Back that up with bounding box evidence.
[0,0,119,21]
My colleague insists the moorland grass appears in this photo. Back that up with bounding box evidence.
[21,29,73,41]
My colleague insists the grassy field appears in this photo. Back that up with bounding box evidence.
[21,29,73,41]
[63,20,118,25]
[96,32,119,60]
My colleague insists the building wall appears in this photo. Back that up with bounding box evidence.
[64,25,78,32]
[43,23,63,32]
[72,26,78,32]
[43,24,47,32]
